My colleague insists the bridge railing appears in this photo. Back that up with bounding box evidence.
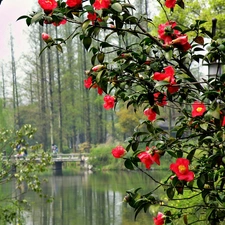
[51,153,89,162]
[2,153,89,162]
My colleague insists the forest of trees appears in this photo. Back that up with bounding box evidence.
[0,0,224,154]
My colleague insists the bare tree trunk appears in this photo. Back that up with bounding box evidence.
[65,24,77,152]
[10,31,20,128]
[55,27,63,153]
[39,26,48,151]
[1,64,6,108]
[82,44,91,150]
[47,26,54,147]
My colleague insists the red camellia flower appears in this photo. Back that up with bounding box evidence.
[93,0,111,10]
[84,76,93,89]
[103,95,115,110]
[111,146,126,158]
[138,149,160,170]
[144,108,157,121]
[222,116,225,126]
[165,0,176,8]
[170,158,194,182]
[158,21,191,52]
[158,21,179,45]
[38,0,57,11]
[53,19,67,26]
[154,92,167,107]
[153,66,175,82]
[87,12,97,21]
[153,212,165,225]
[84,77,103,95]
[167,80,179,94]
[169,35,192,52]
[153,66,179,94]
[97,87,103,95]
[191,101,206,117]
[66,0,82,8]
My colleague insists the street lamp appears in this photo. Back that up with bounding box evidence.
[208,62,222,79]
[207,18,224,79]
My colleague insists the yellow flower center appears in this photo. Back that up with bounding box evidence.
[45,0,52,4]
[196,107,202,112]
[164,77,170,82]
[178,165,186,174]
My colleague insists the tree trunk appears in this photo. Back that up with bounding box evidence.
[82,44,91,149]
[39,26,48,151]
[10,32,20,128]
[55,27,63,153]
[1,64,6,108]
[47,26,54,147]
[65,24,77,152]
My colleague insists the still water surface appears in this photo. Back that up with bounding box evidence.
[19,170,166,225]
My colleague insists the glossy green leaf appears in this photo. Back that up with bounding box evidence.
[167,187,175,199]
[124,159,134,170]
[31,12,43,24]
[111,3,123,13]
[132,142,139,151]
[83,36,92,50]
[97,52,105,63]
[200,123,208,131]
[197,173,206,189]
[56,44,63,53]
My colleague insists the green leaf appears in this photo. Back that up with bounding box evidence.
[97,52,105,63]
[132,142,139,151]
[31,12,43,24]
[208,109,220,120]
[176,127,186,138]
[187,149,196,162]
[124,159,134,170]
[209,104,220,120]
[111,2,123,12]
[167,150,177,158]
[197,173,206,189]
[200,123,208,131]
[56,44,63,53]
[82,20,90,31]
[122,3,136,10]
[100,42,114,48]
[154,81,169,88]
[83,36,92,50]
[96,70,105,82]
[166,187,175,199]
[26,17,32,26]
[39,46,49,56]
[17,15,28,21]
[206,208,215,221]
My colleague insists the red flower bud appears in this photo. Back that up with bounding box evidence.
[41,33,53,43]
[92,65,105,72]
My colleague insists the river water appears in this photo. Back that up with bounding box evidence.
[10,170,167,225]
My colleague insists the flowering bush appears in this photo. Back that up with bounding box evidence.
[20,0,225,224]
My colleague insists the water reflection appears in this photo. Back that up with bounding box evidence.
[21,170,167,225]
